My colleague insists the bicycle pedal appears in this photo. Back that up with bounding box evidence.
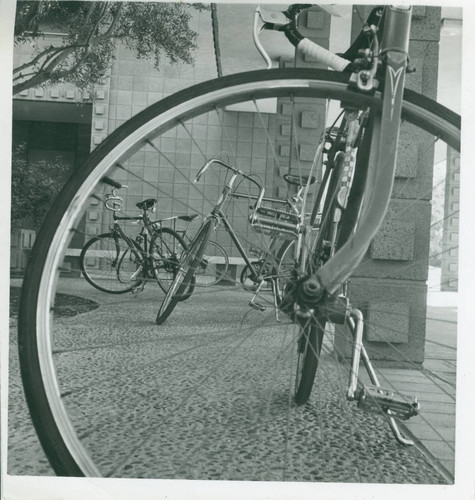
[355,384,420,421]
[249,301,266,312]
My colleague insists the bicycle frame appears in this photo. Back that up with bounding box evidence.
[198,158,313,289]
[108,202,178,280]
[309,6,412,298]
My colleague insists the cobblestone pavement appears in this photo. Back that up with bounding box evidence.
[8,278,455,484]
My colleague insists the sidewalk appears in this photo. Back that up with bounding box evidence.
[8,271,458,481]
[365,269,458,480]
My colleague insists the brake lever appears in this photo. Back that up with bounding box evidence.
[253,6,292,69]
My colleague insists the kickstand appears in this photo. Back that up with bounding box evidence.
[346,309,414,446]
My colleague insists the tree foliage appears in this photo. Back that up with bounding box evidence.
[11,142,70,230]
[13,1,207,95]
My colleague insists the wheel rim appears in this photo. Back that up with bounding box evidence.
[18,70,461,479]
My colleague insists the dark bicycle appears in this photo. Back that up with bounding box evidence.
[80,177,193,296]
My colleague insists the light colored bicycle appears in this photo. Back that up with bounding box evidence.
[17,4,460,480]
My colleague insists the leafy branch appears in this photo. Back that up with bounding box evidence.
[13,1,208,96]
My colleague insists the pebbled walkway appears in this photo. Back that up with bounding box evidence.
[7,277,456,483]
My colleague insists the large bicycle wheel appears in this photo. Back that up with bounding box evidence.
[80,233,144,294]
[17,68,460,480]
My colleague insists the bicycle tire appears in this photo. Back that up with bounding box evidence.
[17,68,460,478]
[274,238,324,404]
[80,233,144,294]
[156,221,213,324]
[294,319,325,406]
[194,240,229,287]
[151,227,195,300]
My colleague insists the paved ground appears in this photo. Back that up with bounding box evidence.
[7,272,457,483]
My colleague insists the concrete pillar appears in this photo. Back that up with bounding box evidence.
[441,147,460,291]
[334,6,441,364]
[273,7,332,199]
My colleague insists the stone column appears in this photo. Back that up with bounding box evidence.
[334,6,441,364]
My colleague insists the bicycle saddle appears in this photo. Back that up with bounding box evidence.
[136,198,157,210]
[177,214,199,222]
[283,173,316,187]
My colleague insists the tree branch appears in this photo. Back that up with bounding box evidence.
[13,71,38,82]
[83,2,98,25]
[13,44,87,95]
[54,51,92,81]
[13,71,51,95]
[40,46,79,75]
[13,46,62,74]
[104,3,123,37]
[83,2,108,45]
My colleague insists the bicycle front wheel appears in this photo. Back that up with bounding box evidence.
[156,221,212,324]
[80,233,144,294]
[274,238,325,404]
[151,227,191,295]
[17,68,460,479]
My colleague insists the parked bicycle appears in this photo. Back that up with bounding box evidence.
[237,172,314,291]
[161,213,230,287]
[155,158,307,323]
[80,180,228,293]
[79,178,192,295]
[17,4,461,479]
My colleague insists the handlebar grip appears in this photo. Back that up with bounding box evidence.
[298,39,351,72]
[102,176,123,189]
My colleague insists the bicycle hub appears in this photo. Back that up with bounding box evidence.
[299,277,323,305]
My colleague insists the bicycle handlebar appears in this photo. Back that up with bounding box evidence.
[195,159,263,193]
[194,159,242,183]
[254,4,352,72]
[195,158,266,213]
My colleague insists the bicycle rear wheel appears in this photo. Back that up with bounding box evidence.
[16,68,460,479]
[80,233,144,294]
[194,240,229,286]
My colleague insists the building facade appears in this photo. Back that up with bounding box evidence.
[11,4,459,364]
